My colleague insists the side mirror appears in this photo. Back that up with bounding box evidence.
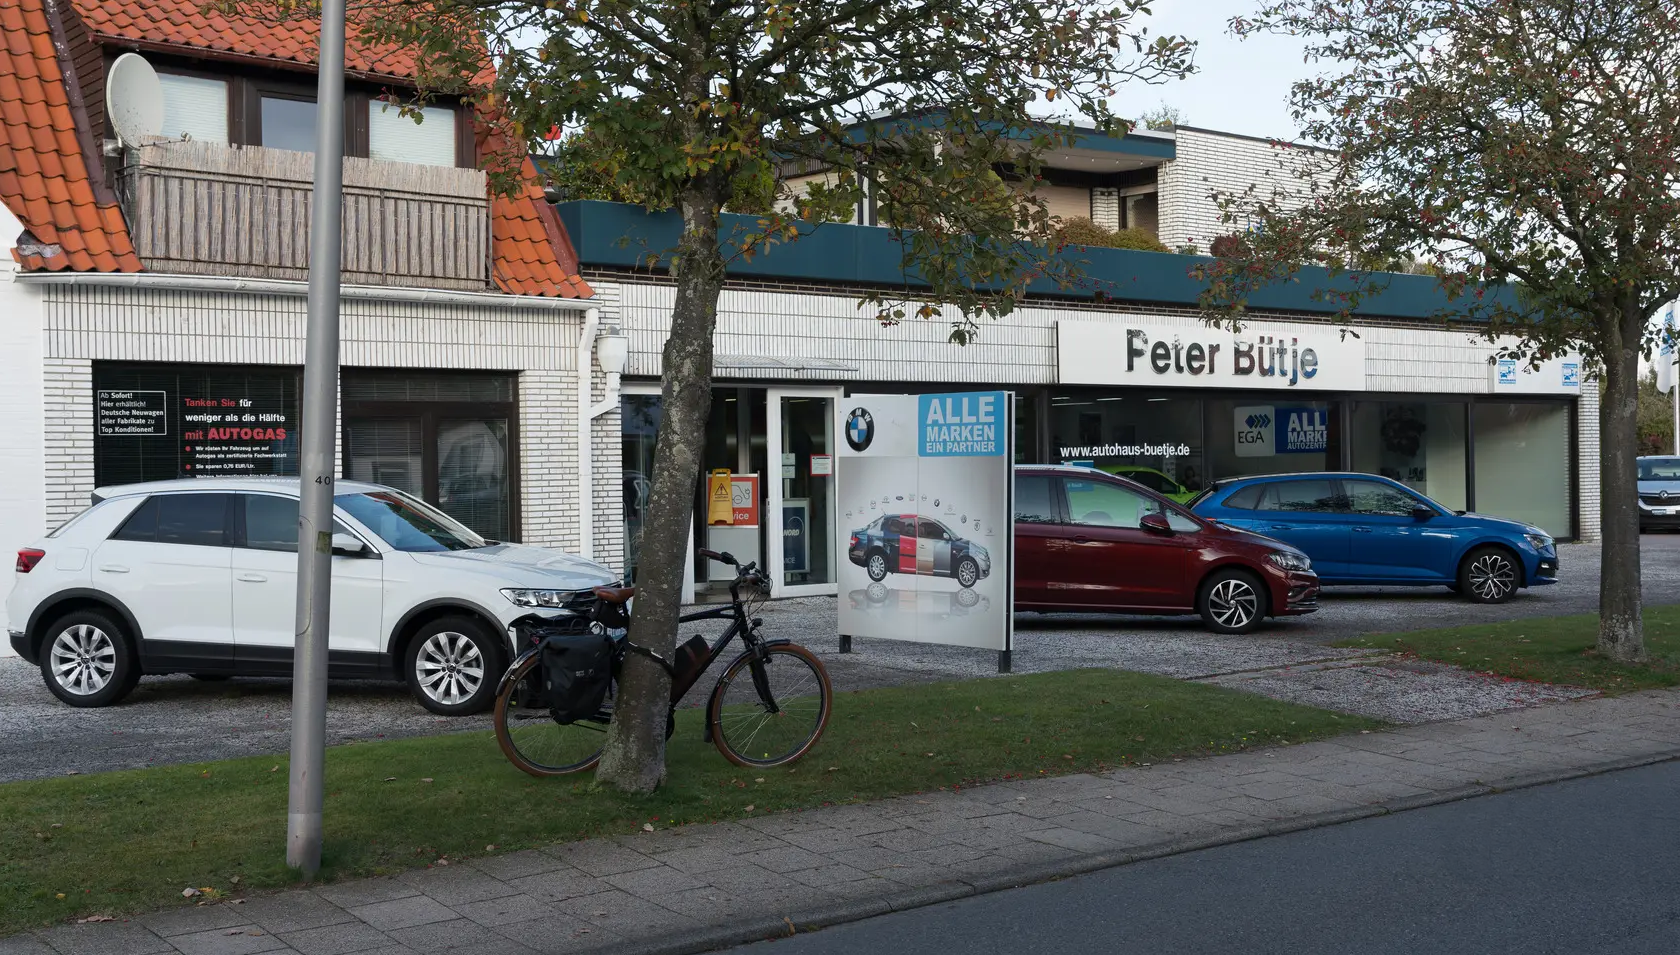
[1140,512,1173,535]
[331,533,371,557]
[1411,506,1436,521]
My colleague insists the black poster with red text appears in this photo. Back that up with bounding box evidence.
[93,363,302,487]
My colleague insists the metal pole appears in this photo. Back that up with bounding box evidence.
[1672,363,1678,455]
[287,0,347,876]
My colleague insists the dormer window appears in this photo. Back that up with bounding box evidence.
[157,73,229,144]
[259,94,318,153]
[144,59,471,168]
[368,103,458,168]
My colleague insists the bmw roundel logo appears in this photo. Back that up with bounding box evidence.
[845,407,874,452]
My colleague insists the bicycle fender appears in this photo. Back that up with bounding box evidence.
[497,645,543,698]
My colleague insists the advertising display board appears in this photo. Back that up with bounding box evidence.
[836,391,1015,669]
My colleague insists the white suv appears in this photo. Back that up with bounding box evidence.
[6,478,615,715]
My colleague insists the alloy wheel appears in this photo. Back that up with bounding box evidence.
[49,624,117,696]
[867,554,887,580]
[1208,578,1259,630]
[1468,554,1516,601]
[957,560,979,588]
[415,631,486,706]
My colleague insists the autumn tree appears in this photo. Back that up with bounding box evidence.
[1200,0,1680,662]
[352,0,1191,791]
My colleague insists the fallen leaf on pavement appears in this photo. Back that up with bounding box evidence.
[77,915,115,923]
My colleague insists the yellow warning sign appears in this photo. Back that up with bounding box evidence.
[707,469,734,525]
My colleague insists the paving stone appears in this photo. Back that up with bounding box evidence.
[739,845,830,873]
[467,852,568,883]
[645,846,739,875]
[504,871,614,905]
[274,922,395,955]
[140,904,253,938]
[312,880,419,910]
[778,828,872,855]
[170,925,289,955]
[0,938,57,955]
[540,841,661,878]
[451,895,550,929]
[492,913,621,952]
[600,865,709,897]
[384,917,512,953]
[554,890,701,936]
[35,922,174,955]
[345,896,458,933]
[237,893,358,936]
[393,867,517,907]
[785,863,876,888]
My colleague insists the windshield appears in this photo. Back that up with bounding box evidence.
[334,490,488,552]
[1639,458,1680,481]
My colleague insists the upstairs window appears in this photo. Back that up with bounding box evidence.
[260,95,319,153]
[158,73,229,144]
[369,103,458,167]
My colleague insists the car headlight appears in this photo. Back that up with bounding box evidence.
[1267,551,1312,572]
[501,588,577,609]
[1524,532,1553,552]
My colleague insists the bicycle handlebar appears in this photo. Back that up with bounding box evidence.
[698,547,738,567]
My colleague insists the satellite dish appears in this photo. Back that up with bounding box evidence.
[106,53,165,146]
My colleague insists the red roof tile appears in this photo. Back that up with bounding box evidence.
[66,0,424,81]
[0,0,138,273]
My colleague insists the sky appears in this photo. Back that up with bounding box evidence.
[1109,0,1316,141]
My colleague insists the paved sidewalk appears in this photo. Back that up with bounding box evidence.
[8,689,1679,955]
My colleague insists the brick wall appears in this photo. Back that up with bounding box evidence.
[1577,385,1601,542]
[43,358,94,527]
[1157,127,1326,252]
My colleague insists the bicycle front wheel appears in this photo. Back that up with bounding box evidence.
[493,653,609,777]
[706,643,832,768]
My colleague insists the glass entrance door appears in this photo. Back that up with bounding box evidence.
[767,388,840,596]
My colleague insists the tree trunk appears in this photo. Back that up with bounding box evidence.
[595,180,728,793]
[1597,299,1647,664]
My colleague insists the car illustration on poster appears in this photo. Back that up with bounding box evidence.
[847,514,992,588]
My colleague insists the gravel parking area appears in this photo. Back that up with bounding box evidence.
[2,538,1673,782]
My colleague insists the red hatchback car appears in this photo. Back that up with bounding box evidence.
[1014,466,1319,633]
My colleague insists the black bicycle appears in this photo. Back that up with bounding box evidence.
[493,549,833,777]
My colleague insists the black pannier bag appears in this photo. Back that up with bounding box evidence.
[668,635,710,702]
[539,633,616,724]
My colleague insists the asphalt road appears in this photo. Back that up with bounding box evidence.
[724,760,1680,955]
[2,536,1675,782]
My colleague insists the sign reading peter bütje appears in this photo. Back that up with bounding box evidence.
[836,392,1015,667]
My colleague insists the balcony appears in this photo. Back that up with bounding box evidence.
[116,141,491,290]
[555,200,1514,321]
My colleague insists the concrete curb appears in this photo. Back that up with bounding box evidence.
[581,750,1680,955]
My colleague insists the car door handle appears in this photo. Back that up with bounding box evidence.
[237,573,269,583]
[1352,527,1374,534]
[1072,536,1091,544]
[1268,525,1293,531]
[97,564,129,574]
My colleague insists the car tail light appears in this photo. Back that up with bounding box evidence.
[16,548,45,573]
[850,534,859,548]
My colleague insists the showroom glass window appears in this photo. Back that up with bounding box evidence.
[1205,397,1341,481]
[1349,399,1468,511]
[1046,391,1205,495]
[341,371,517,542]
[1473,400,1571,536]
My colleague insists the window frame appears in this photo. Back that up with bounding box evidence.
[232,491,371,554]
[1255,479,1344,514]
[109,492,236,548]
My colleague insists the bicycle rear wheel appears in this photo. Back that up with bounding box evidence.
[493,653,609,777]
[706,643,832,768]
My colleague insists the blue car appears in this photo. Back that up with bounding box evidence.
[847,514,992,589]
[1190,472,1558,603]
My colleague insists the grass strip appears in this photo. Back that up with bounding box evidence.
[0,667,1376,934]
[1337,604,1680,693]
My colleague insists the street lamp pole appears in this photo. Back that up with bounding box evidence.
[287,0,347,876]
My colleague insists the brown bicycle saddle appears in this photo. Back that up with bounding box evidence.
[591,586,636,604]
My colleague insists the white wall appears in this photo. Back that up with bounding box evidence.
[1156,128,1327,252]
[0,204,46,651]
